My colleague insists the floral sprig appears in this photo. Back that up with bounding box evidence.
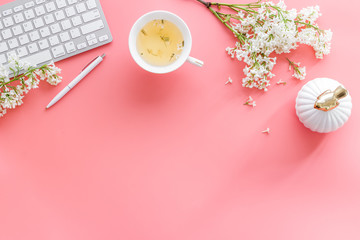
[262,128,270,134]
[225,76,233,85]
[196,0,332,91]
[0,55,62,117]
[276,79,287,85]
[287,58,306,80]
[244,96,256,107]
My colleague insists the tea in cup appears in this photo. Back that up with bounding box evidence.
[129,11,204,74]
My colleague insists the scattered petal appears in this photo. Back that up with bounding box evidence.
[276,79,287,85]
[244,96,256,107]
[225,77,233,85]
[262,128,270,134]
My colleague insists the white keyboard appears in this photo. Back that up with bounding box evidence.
[0,0,112,68]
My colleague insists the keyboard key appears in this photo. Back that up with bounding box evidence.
[24,9,36,20]
[33,18,45,28]
[23,22,34,32]
[71,16,82,26]
[3,17,15,28]
[76,3,86,13]
[14,13,25,24]
[82,9,100,23]
[70,28,80,38]
[35,6,46,16]
[88,38,98,46]
[14,5,24,13]
[56,0,67,8]
[45,2,56,12]
[68,0,78,5]
[86,0,97,9]
[23,50,52,66]
[0,42,9,53]
[44,14,55,24]
[49,36,60,46]
[50,23,61,34]
[25,2,35,8]
[77,42,86,50]
[17,47,28,58]
[12,25,23,36]
[0,22,3,30]
[86,34,96,41]
[36,0,46,4]
[99,34,109,42]
[54,10,66,21]
[65,6,76,17]
[19,34,30,45]
[0,54,7,64]
[65,41,76,53]
[51,45,66,58]
[80,20,104,35]
[59,32,70,42]
[61,19,72,30]
[28,43,39,54]
[38,39,49,50]
[40,26,51,37]
[2,29,13,40]
[29,30,40,41]
[3,9,13,17]
[8,39,19,49]
[7,51,16,59]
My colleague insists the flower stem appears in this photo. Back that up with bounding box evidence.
[196,0,246,43]
[210,8,245,42]
[195,0,212,8]
[294,20,321,32]
[0,64,48,87]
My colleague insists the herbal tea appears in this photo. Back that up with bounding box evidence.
[137,19,184,66]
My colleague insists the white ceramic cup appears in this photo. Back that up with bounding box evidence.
[129,10,204,74]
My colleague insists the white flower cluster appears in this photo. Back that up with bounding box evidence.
[287,58,306,80]
[225,0,332,91]
[0,55,62,117]
[244,96,256,107]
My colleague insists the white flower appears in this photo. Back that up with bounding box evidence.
[221,0,331,90]
[45,62,62,86]
[25,74,40,89]
[225,77,233,85]
[0,56,62,117]
[244,96,256,107]
[0,65,9,83]
[276,79,287,85]
[0,107,6,117]
[1,89,23,109]
[293,66,306,80]
[313,29,333,59]
[262,128,270,134]
[287,58,306,80]
[8,54,32,71]
[298,5,321,23]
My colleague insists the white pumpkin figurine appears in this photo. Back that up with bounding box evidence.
[296,78,352,133]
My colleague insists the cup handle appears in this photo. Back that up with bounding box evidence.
[187,56,204,67]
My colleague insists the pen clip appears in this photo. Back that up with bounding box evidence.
[81,56,100,72]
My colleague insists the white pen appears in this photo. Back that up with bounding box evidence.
[46,53,106,109]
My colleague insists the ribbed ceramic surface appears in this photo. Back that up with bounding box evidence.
[296,78,352,133]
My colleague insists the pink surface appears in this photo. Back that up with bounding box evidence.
[1,0,360,239]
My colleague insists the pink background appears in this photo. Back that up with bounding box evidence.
[1,0,360,239]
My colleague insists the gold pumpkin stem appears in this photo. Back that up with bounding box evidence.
[314,86,348,112]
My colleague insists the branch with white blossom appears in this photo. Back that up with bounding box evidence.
[0,55,62,117]
[196,0,332,91]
